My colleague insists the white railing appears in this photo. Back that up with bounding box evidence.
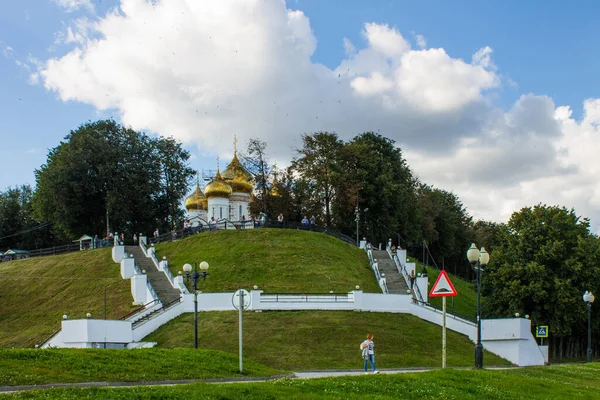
[365,245,388,294]
[146,281,159,301]
[139,239,147,254]
[140,237,179,291]
[390,251,411,289]
[261,293,354,303]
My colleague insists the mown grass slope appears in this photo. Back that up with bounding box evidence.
[0,348,280,386]
[145,311,509,370]
[155,229,377,293]
[0,249,134,348]
[10,363,600,399]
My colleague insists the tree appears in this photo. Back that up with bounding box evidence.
[241,138,270,215]
[416,185,472,276]
[344,132,420,246]
[292,132,344,226]
[0,185,53,249]
[483,204,600,358]
[33,120,195,240]
[153,137,196,230]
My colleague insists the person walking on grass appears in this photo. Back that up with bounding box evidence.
[360,333,379,374]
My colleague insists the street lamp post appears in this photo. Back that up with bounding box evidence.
[467,243,490,369]
[355,205,359,247]
[183,261,209,349]
[583,290,595,362]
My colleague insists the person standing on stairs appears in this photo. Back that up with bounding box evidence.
[410,269,415,289]
[360,333,379,374]
[133,233,138,245]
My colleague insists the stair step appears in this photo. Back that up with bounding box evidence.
[125,246,181,305]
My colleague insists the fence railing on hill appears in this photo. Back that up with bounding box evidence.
[260,292,354,303]
[2,238,114,263]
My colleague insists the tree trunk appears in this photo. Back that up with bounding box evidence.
[559,337,563,361]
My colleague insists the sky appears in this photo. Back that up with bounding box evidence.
[2,0,600,230]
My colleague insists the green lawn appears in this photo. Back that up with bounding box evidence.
[6,363,600,399]
[155,229,377,293]
[0,348,280,386]
[0,249,135,348]
[145,311,509,370]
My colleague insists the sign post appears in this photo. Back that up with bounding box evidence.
[536,325,549,346]
[429,270,458,369]
[232,289,251,373]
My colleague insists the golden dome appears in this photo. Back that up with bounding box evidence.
[185,183,208,211]
[271,170,281,197]
[204,169,233,199]
[222,153,254,194]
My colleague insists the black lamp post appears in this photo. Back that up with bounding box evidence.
[583,290,595,362]
[183,261,209,349]
[467,243,490,369]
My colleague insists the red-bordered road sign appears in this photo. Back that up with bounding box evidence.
[429,270,458,297]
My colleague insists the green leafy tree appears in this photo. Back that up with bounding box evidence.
[0,185,53,249]
[344,132,420,245]
[292,132,344,226]
[242,138,270,216]
[416,185,472,276]
[32,120,194,240]
[483,204,600,357]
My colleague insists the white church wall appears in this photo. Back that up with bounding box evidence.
[230,193,251,221]
[208,198,230,221]
[189,209,208,227]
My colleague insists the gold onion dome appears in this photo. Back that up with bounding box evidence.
[204,169,233,199]
[185,183,208,211]
[271,171,281,197]
[222,153,254,194]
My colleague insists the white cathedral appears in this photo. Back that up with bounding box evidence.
[184,142,254,228]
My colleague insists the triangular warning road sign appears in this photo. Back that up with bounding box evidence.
[429,270,458,297]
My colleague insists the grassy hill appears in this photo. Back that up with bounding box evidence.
[16,363,600,399]
[155,229,377,293]
[145,311,510,370]
[0,249,135,348]
[0,348,280,386]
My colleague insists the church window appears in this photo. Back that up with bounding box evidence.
[220,207,223,219]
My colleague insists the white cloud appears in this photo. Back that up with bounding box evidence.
[34,0,600,231]
[50,0,94,13]
[53,18,98,46]
[472,46,496,71]
[415,34,427,49]
[363,23,410,57]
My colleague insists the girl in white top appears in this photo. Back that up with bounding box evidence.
[361,333,380,374]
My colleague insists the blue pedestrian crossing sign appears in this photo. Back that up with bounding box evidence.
[536,326,548,338]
